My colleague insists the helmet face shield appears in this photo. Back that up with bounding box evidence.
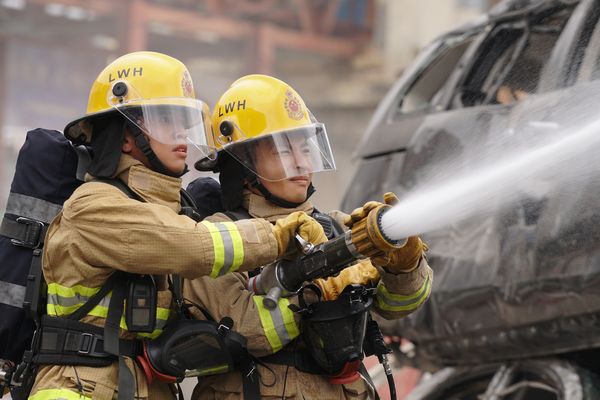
[222,123,336,182]
[114,97,215,160]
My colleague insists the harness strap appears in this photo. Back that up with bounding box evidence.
[66,271,125,321]
[0,217,47,249]
[92,178,145,202]
[104,276,135,400]
[37,315,140,366]
[259,350,326,375]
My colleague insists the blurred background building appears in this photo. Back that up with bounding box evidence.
[0,0,494,214]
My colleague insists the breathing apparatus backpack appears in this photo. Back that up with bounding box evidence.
[0,130,225,399]
[0,128,87,396]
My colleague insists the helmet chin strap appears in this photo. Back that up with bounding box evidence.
[125,121,188,178]
[246,171,315,208]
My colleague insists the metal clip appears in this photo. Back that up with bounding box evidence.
[295,234,315,254]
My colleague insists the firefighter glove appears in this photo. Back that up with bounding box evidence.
[375,236,428,274]
[314,259,380,301]
[272,211,328,258]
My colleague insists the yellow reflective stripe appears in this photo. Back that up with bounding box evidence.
[279,298,300,339]
[376,274,431,312]
[47,302,82,316]
[194,363,230,377]
[46,282,170,338]
[202,221,225,278]
[221,221,244,272]
[30,388,92,400]
[253,296,299,352]
[253,296,282,352]
[47,282,100,298]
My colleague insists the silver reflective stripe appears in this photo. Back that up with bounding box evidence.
[215,222,235,277]
[0,280,26,308]
[6,193,62,224]
[47,292,111,309]
[269,304,292,346]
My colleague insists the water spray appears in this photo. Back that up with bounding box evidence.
[381,115,600,241]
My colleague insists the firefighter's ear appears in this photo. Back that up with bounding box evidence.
[122,132,135,153]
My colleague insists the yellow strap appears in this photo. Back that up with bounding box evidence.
[201,221,225,278]
[29,388,92,400]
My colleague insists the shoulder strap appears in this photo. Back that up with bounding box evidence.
[311,208,345,240]
[179,188,203,222]
[91,178,144,202]
[67,271,126,321]
[224,208,252,221]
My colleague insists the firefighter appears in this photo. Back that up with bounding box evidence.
[184,74,432,399]
[28,53,326,400]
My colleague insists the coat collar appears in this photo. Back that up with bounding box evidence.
[89,154,182,212]
[242,190,313,223]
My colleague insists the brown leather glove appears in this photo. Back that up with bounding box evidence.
[376,236,428,274]
[313,259,380,301]
[272,211,328,258]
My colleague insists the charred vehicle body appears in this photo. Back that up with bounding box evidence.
[342,0,600,398]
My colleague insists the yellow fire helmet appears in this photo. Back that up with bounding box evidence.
[64,51,213,160]
[208,74,336,182]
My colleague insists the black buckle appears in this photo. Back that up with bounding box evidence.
[77,332,106,358]
[11,217,45,249]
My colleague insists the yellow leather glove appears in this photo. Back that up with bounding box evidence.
[313,260,380,301]
[346,192,428,273]
[376,236,428,274]
[373,236,429,275]
[344,192,401,265]
[344,192,401,228]
[344,200,384,229]
[272,211,328,258]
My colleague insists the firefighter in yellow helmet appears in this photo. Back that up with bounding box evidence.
[27,53,326,400]
[184,74,432,399]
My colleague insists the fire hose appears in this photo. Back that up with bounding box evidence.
[248,205,406,308]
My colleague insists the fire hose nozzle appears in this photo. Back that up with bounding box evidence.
[350,206,406,258]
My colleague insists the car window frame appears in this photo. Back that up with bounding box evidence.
[537,0,599,91]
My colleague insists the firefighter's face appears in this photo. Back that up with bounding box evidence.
[253,138,312,204]
[123,118,188,175]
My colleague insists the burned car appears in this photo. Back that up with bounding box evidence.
[342,0,600,398]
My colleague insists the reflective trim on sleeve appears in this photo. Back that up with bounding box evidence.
[29,388,92,400]
[47,282,170,339]
[218,221,244,274]
[253,296,299,352]
[202,221,244,278]
[375,274,431,312]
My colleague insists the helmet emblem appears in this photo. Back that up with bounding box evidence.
[284,90,304,120]
[182,71,194,97]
